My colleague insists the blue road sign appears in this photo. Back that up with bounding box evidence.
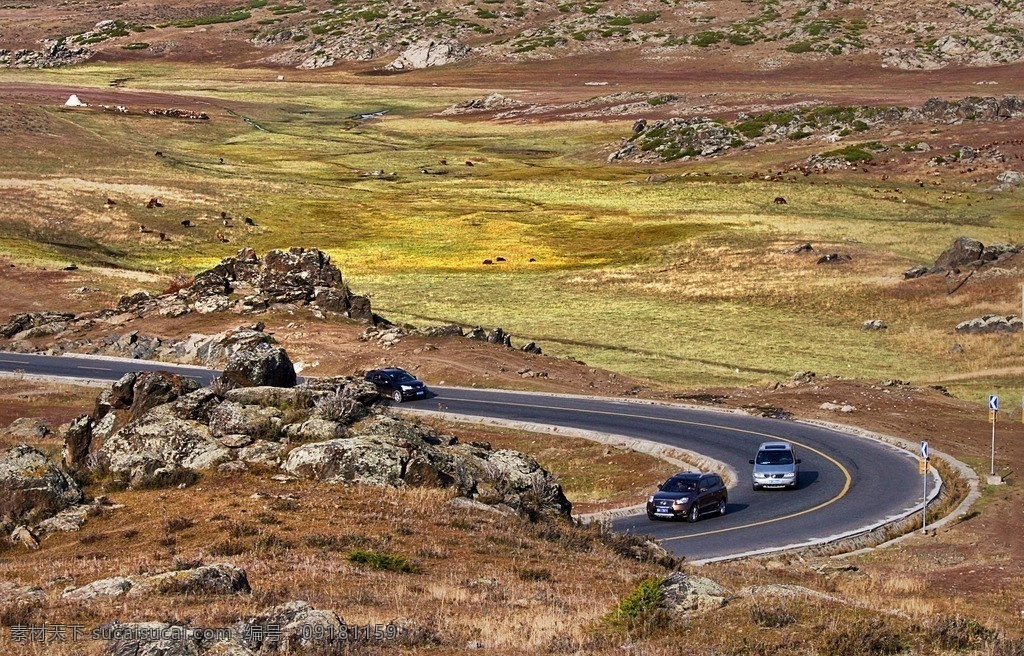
[989,395,999,411]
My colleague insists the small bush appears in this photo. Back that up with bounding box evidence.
[822,618,906,655]
[606,577,665,630]
[785,40,815,53]
[517,567,552,582]
[163,516,195,533]
[348,549,418,573]
[209,539,248,556]
[750,601,797,627]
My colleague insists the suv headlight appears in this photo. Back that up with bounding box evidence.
[401,385,413,391]
[647,495,655,503]
[672,497,689,506]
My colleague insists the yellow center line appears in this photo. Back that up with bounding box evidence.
[445,396,854,541]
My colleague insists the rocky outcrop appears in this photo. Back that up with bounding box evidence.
[283,415,571,517]
[0,444,83,530]
[610,97,1024,164]
[83,354,567,515]
[2,39,91,68]
[94,406,232,488]
[903,237,1022,278]
[385,39,469,70]
[955,315,1023,334]
[0,311,75,340]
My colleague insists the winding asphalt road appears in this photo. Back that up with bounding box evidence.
[0,352,925,562]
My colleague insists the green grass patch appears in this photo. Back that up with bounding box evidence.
[348,549,419,573]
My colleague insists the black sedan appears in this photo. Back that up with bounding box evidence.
[364,367,428,403]
[646,472,728,522]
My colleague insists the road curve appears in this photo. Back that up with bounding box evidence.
[0,353,925,562]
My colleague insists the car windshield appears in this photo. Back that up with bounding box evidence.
[756,451,794,465]
[390,371,415,383]
[662,479,697,493]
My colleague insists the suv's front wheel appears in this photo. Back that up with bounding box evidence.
[687,504,700,523]
[392,390,403,403]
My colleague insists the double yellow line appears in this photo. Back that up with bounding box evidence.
[447,396,853,542]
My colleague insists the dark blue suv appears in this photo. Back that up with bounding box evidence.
[364,367,428,403]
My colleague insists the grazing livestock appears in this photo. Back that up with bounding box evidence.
[146,197,162,208]
[155,151,163,157]
[220,211,228,219]
[465,160,474,166]
[495,257,506,262]
[181,220,192,227]
[439,158,447,165]
[773,196,787,205]
[528,258,536,262]
[104,198,116,206]
[243,217,256,226]
[217,232,228,243]
[223,219,231,227]
[159,232,168,241]
[219,157,224,164]
[482,259,494,265]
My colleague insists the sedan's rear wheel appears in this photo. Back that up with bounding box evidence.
[392,390,403,403]
[687,504,700,523]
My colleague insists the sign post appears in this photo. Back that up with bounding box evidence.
[920,441,929,533]
[989,395,999,477]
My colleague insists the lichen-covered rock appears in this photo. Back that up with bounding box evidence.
[94,406,231,488]
[281,417,347,443]
[208,402,282,440]
[659,572,731,614]
[222,345,296,388]
[63,577,134,601]
[171,388,222,423]
[282,436,407,487]
[0,444,83,529]
[131,564,251,597]
[234,601,344,654]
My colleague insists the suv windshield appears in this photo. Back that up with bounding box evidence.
[662,479,697,493]
[390,371,415,383]
[756,451,794,465]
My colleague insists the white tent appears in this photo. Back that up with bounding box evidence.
[64,94,84,107]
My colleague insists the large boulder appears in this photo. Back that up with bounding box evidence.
[93,406,231,488]
[0,444,83,529]
[131,563,251,596]
[659,572,731,614]
[929,236,985,273]
[208,402,282,441]
[282,436,407,487]
[234,601,345,654]
[222,345,296,388]
[385,39,469,70]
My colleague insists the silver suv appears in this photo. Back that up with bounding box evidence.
[750,442,801,490]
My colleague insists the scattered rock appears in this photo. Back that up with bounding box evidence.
[11,525,39,550]
[930,236,985,273]
[955,314,1023,334]
[903,264,929,279]
[0,444,83,529]
[234,601,345,654]
[783,243,813,254]
[659,572,730,614]
[862,319,888,331]
[820,402,856,413]
[816,253,851,265]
